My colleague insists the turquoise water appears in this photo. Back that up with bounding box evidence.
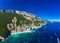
[1,22,60,43]
[0,41,3,43]
[5,32,36,43]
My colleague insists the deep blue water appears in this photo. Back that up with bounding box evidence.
[4,22,60,43]
[35,22,60,43]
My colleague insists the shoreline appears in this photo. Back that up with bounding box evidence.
[11,30,32,35]
[11,21,47,35]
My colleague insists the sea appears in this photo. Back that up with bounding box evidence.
[1,22,60,43]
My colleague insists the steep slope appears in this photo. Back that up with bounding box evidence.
[0,10,46,37]
[0,12,32,36]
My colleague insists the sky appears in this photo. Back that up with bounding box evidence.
[0,0,60,20]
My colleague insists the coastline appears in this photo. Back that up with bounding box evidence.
[11,21,47,35]
[11,30,32,35]
[32,21,47,29]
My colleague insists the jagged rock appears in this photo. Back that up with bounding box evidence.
[0,10,46,37]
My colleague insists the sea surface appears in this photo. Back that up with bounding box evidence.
[1,22,60,43]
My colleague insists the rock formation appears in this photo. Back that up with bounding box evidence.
[0,10,46,36]
[7,17,17,34]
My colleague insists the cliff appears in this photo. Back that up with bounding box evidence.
[0,10,46,37]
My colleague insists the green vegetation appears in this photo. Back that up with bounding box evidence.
[34,20,45,26]
[0,12,32,36]
[0,11,45,37]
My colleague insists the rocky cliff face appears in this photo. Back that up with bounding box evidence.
[0,10,46,36]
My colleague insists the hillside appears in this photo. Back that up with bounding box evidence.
[0,10,46,37]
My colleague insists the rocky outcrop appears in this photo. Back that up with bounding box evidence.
[0,36,4,42]
[16,10,36,19]
[7,16,46,35]
[7,17,17,33]
[0,10,46,36]
[7,17,31,34]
